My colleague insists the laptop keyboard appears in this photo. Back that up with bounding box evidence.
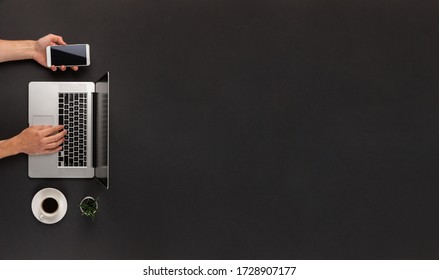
[58,92,88,167]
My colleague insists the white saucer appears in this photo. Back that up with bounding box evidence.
[31,188,68,224]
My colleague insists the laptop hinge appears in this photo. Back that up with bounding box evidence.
[92,92,97,168]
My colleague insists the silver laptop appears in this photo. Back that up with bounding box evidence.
[28,72,109,189]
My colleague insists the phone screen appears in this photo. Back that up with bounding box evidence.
[50,45,88,66]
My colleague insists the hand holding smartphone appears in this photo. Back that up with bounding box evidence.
[46,44,90,67]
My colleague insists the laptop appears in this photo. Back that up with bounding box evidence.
[28,72,109,189]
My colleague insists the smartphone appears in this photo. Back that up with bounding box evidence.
[46,44,90,67]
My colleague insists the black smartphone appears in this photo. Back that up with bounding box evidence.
[46,44,90,67]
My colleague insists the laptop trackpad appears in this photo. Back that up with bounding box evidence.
[32,115,54,126]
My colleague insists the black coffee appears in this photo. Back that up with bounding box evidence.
[42,197,58,213]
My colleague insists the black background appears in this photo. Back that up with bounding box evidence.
[1,0,439,259]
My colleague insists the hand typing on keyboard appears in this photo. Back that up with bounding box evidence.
[0,125,67,158]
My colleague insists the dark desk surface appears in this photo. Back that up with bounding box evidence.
[1,0,439,259]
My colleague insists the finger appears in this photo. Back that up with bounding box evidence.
[40,146,63,155]
[71,66,79,71]
[50,34,66,46]
[45,136,65,150]
[51,65,57,71]
[45,129,67,143]
[41,125,64,137]
[60,65,67,71]
[44,129,67,144]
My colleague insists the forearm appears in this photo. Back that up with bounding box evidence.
[0,138,20,159]
[0,39,37,63]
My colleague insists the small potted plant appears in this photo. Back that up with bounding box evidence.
[79,196,98,221]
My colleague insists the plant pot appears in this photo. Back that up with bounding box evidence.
[79,196,98,220]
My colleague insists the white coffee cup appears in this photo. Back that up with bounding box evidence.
[31,188,68,224]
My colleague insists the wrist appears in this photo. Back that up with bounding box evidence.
[7,137,21,155]
[28,40,39,61]
[0,138,20,159]
[12,40,37,61]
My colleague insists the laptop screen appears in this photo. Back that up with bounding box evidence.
[94,72,109,189]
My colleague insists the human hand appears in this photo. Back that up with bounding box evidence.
[32,34,79,71]
[12,125,67,155]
